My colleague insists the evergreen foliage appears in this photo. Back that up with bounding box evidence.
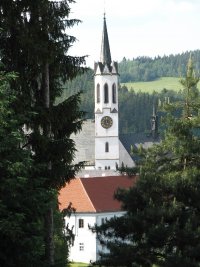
[0,1,86,266]
[119,50,200,82]
[62,70,184,134]
[57,50,200,134]
[94,58,200,267]
[61,51,200,134]
[0,71,48,266]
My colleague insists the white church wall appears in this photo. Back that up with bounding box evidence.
[95,159,119,171]
[65,211,126,263]
[95,74,118,112]
[95,110,118,137]
[65,213,97,263]
[95,137,119,160]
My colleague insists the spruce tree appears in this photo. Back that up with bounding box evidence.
[0,71,50,267]
[0,1,86,266]
[94,57,200,267]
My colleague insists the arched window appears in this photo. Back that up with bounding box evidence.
[112,83,116,103]
[105,142,109,152]
[104,83,109,103]
[96,84,100,103]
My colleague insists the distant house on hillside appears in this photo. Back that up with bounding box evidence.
[58,176,136,263]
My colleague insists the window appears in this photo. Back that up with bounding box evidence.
[79,219,84,228]
[101,217,107,224]
[112,83,116,103]
[104,83,109,103]
[96,84,100,103]
[79,243,84,251]
[105,142,109,152]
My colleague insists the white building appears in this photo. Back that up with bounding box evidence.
[59,175,136,263]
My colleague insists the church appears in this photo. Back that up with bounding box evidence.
[72,15,159,177]
[58,15,160,264]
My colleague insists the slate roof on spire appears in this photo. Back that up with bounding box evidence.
[100,14,112,66]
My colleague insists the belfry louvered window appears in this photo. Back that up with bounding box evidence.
[97,84,100,103]
[112,83,116,103]
[104,83,109,103]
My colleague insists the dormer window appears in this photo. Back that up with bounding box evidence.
[104,83,109,103]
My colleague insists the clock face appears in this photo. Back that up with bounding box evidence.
[101,116,113,129]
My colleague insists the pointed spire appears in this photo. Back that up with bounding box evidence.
[100,14,112,66]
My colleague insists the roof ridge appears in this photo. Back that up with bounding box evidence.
[79,178,96,212]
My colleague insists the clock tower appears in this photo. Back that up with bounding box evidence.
[94,15,119,170]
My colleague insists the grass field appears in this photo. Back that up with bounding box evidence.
[68,263,90,267]
[121,77,182,93]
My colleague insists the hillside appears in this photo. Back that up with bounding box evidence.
[59,50,200,133]
[121,77,182,93]
[119,50,200,82]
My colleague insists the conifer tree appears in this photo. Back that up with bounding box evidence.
[94,57,200,267]
[0,1,86,266]
[0,71,49,267]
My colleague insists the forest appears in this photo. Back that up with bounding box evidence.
[62,50,200,134]
[119,50,200,82]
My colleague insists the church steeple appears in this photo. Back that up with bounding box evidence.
[100,14,112,66]
[94,14,120,171]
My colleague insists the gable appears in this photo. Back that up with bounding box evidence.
[58,178,95,212]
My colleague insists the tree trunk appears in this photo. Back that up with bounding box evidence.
[44,61,55,266]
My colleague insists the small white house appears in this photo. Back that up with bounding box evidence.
[59,176,136,263]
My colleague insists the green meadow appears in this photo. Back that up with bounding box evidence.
[68,263,91,267]
[121,77,183,94]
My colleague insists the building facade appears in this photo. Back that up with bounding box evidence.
[59,176,135,263]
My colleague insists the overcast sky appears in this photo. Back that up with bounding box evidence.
[68,0,200,67]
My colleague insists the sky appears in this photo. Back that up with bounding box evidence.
[68,0,200,67]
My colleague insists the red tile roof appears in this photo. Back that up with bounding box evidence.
[58,176,136,213]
